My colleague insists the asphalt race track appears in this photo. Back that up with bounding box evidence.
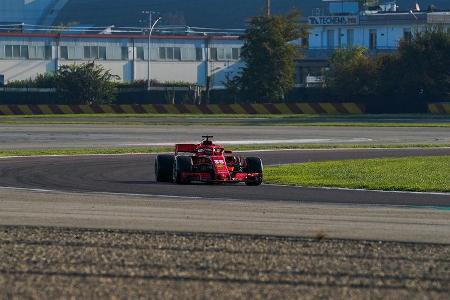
[1,148,449,207]
[1,123,450,149]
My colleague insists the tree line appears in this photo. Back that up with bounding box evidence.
[326,28,450,112]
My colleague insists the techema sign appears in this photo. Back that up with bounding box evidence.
[308,16,359,26]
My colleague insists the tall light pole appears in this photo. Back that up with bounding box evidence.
[265,0,271,16]
[142,11,161,91]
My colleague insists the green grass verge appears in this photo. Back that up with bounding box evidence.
[265,156,450,193]
[1,114,448,127]
[0,143,449,158]
[1,113,449,119]
[1,120,450,127]
[1,113,305,119]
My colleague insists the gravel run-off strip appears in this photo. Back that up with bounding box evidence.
[1,226,449,299]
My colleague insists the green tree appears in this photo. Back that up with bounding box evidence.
[231,10,308,102]
[326,28,449,112]
[393,27,450,101]
[7,73,57,88]
[56,62,120,104]
[326,47,378,101]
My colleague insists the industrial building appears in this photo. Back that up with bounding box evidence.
[298,0,450,86]
[0,0,449,88]
[0,30,243,88]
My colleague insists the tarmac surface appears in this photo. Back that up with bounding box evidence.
[1,123,450,149]
[1,188,449,243]
[0,149,449,208]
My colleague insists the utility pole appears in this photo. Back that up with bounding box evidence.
[265,0,271,16]
[142,11,161,91]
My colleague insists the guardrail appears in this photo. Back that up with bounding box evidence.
[0,103,365,115]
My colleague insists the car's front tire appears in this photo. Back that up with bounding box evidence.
[244,157,263,186]
[155,154,175,182]
[173,156,193,184]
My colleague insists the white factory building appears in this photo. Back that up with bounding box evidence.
[0,0,449,88]
[0,31,244,88]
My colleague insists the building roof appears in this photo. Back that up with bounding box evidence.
[0,31,241,41]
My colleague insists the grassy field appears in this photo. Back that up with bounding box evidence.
[265,156,450,192]
[0,144,449,158]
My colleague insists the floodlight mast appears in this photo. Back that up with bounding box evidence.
[142,11,162,91]
[265,0,271,16]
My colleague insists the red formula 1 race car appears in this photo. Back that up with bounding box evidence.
[155,136,263,185]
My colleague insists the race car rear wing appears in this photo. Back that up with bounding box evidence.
[175,144,197,154]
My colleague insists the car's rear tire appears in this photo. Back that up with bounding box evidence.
[174,156,193,184]
[155,155,175,182]
[244,157,263,186]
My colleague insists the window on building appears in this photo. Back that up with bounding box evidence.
[60,46,68,59]
[338,29,343,48]
[44,46,52,60]
[369,29,377,50]
[5,45,52,59]
[5,45,12,57]
[83,46,106,60]
[20,46,28,59]
[69,47,75,59]
[13,45,21,58]
[59,46,77,60]
[210,48,217,61]
[158,47,182,61]
[29,46,37,59]
[167,47,174,60]
[121,47,129,60]
[327,30,335,49]
[217,48,226,60]
[232,48,240,60]
[4,45,30,59]
[29,46,45,59]
[196,48,203,61]
[181,48,195,61]
[136,47,145,60]
[226,48,233,60]
[210,47,241,61]
[347,29,354,48]
[174,47,181,60]
[99,46,106,60]
[158,47,165,60]
[403,28,412,43]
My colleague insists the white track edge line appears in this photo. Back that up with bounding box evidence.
[264,183,450,196]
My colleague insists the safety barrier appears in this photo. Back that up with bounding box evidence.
[0,103,365,115]
[428,103,450,114]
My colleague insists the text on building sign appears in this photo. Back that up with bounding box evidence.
[308,16,359,26]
